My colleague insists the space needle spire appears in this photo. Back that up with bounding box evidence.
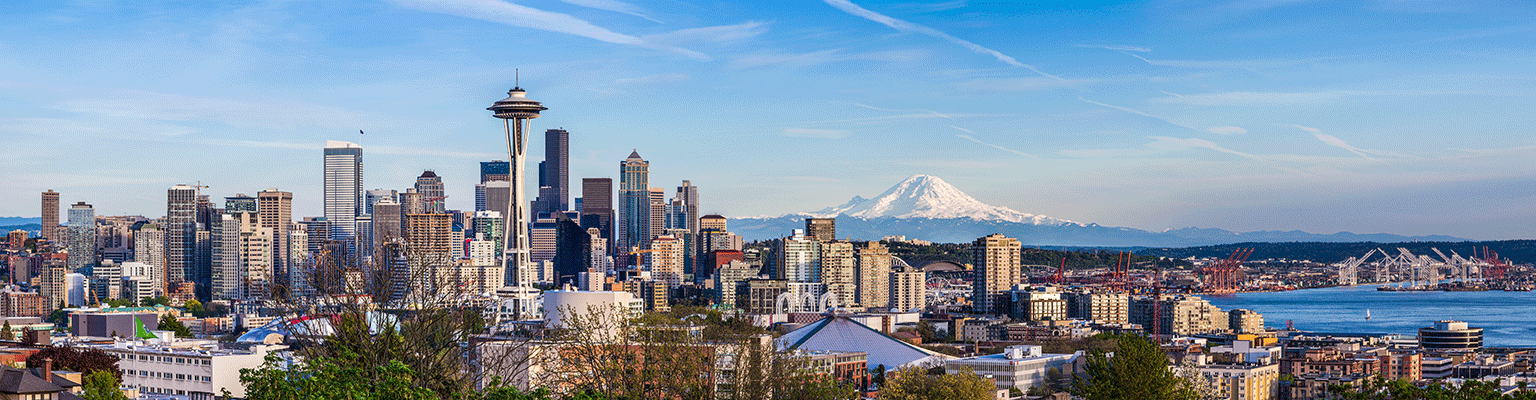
[488,80,547,288]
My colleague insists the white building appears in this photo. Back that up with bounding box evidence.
[888,267,926,312]
[542,290,643,330]
[945,345,1080,391]
[86,339,286,398]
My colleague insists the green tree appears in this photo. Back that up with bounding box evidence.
[879,367,996,400]
[0,321,13,341]
[1070,334,1200,400]
[184,299,205,317]
[158,314,193,338]
[80,370,130,400]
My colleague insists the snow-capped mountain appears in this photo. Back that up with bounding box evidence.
[728,174,1466,246]
[807,174,1077,226]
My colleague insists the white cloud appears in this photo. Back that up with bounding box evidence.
[391,0,707,60]
[1147,136,1272,163]
[645,21,770,47]
[820,0,1064,81]
[732,48,925,68]
[782,128,851,139]
[957,77,1085,92]
[1292,124,1399,163]
[1078,97,1200,131]
[952,126,1035,158]
[557,0,661,23]
[1076,44,1152,52]
[589,73,690,95]
[1157,91,1347,106]
[1207,126,1248,135]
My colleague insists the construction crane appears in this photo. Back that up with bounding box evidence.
[1052,256,1066,285]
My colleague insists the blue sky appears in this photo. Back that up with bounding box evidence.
[3,0,1535,240]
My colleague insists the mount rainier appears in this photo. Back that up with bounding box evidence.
[729,174,1463,246]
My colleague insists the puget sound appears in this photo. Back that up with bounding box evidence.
[1203,283,1536,347]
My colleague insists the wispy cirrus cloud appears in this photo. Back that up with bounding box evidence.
[1078,97,1199,131]
[1075,44,1151,52]
[951,126,1036,158]
[1207,126,1247,135]
[732,48,925,69]
[391,0,707,60]
[1292,124,1403,163]
[820,0,1065,81]
[588,73,691,95]
[557,0,661,23]
[782,128,851,139]
[645,21,770,47]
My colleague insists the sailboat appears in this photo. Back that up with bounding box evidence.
[1365,309,1372,321]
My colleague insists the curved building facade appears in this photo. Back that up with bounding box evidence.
[1418,320,1482,350]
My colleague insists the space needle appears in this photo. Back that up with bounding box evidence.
[488,79,546,289]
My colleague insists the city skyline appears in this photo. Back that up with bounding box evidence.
[3,1,1536,240]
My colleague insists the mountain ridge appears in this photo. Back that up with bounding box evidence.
[730,175,1467,246]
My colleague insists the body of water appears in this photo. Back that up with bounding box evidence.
[1202,284,1536,347]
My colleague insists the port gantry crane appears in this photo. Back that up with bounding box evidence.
[1198,248,1252,294]
[1335,248,1379,286]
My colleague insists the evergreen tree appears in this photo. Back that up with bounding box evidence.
[1071,334,1199,400]
[80,370,130,400]
[158,314,193,338]
[0,321,13,341]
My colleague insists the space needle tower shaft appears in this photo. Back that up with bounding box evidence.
[488,81,547,288]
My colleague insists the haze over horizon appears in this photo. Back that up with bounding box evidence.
[3,1,1534,240]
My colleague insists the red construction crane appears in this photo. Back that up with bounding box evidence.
[1053,256,1066,285]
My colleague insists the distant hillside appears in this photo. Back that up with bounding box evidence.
[730,215,1467,247]
[0,224,41,233]
[0,217,40,226]
[1137,240,1536,265]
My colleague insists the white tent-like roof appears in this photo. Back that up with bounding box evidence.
[776,314,953,371]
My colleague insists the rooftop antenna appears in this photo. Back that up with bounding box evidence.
[515,68,520,88]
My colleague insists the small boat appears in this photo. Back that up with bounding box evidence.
[1365,309,1371,321]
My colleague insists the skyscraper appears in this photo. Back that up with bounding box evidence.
[819,241,857,307]
[488,85,547,288]
[415,171,445,214]
[323,140,364,244]
[366,189,397,215]
[805,218,836,242]
[648,188,665,248]
[40,190,59,240]
[480,160,510,183]
[972,233,1022,315]
[649,235,685,288]
[166,185,197,294]
[258,188,293,283]
[544,128,569,211]
[66,202,96,270]
[617,151,650,253]
[580,178,613,246]
[672,181,699,235]
[372,198,403,259]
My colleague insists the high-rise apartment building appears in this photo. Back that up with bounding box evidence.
[714,260,760,308]
[365,189,397,216]
[1065,290,1129,324]
[856,242,892,308]
[41,190,59,240]
[323,140,364,243]
[66,202,96,269]
[805,218,836,242]
[819,241,857,307]
[544,128,569,211]
[133,224,165,294]
[1131,295,1222,336]
[166,185,198,293]
[257,189,293,284]
[972,233,1022,315]
[399,189,425,216]
[481,160,510,182]
[401,213,453,299]
[40,260,67,309]
[649,235,686,288]
[776,229,820,282]
[472,211,504,252]
[415,171,445,214]
[889,265,926,312]
[616,151,650,252]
